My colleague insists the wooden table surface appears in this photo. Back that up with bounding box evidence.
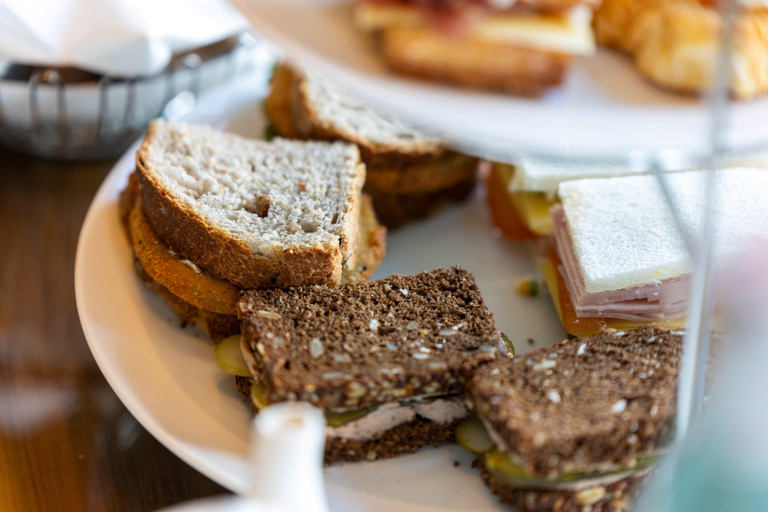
[0,147,227,511]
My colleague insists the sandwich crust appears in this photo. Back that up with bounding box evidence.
[380,26,571,95]
[133,259,241,340]
[136,121,365,289]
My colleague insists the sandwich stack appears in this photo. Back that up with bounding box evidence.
[460,326,702,511]
[544,168,768,336]
[119,119,387,340]
[265,63,480,228]
[235,266,509,464]
[352,0,597,94]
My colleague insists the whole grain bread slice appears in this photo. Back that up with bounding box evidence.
[120,172,386,339]
[238,267,507,411]
[467,327,687,478]
[136,120,365,289]
[267,63,445,166]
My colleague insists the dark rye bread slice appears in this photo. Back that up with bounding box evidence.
[467,327,686,478]
[136,120,365,290]
[477,456,646,512]
[238,267,507,411]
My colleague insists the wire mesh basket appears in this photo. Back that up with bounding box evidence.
[0,32,273,160]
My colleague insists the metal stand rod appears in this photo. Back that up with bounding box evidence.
[672,0,737,442]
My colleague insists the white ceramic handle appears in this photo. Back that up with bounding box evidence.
[248,402,329,512]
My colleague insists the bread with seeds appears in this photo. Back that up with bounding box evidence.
[460,326,718,511]
[237,266,508,464]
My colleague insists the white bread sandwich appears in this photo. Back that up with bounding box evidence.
[594,0,768,99]
[353,0,597,95]
[266,63,479,228]
[486,155,768,241]
[486,159,647,240]
[543,167,768,336]
[119,120,387,340]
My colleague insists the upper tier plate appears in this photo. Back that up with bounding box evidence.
[232,0,768,164]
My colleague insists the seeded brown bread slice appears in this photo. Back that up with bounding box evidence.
[467,327,685,478]
[238,266,507,411]
[477,457,646,512]
[136,120,365,289]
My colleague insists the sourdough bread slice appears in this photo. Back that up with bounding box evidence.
[136,120,365,289]
[267,63,444,164]
[238,266,507,411]
[120,173,386,339]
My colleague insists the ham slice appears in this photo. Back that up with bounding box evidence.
[551,205,690,322]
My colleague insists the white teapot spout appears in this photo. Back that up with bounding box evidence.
[156,402,329,512]
[247,402,329,512]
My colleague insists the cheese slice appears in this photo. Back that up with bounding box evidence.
[354,4,596,56]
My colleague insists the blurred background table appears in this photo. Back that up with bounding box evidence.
[0,148,227,511]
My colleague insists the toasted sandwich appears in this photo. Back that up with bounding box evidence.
[233,267,509,464]
[119,120,386,340]
[461,326,688,511]
[353,0,597,94]
[545,168,768,336]
[594,0,768,99]
[266,63,479,228]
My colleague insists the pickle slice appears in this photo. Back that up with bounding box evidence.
[325,406,376,427]
[456,416,495,454]
[215,335,251,377]
[501,333,515,356]
[250,379,270,411]
[486,450,659,490]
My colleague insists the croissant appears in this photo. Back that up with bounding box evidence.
[594,0,768,99]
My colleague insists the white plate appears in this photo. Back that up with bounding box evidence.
[75,69,567,511]
[232,0,768,163]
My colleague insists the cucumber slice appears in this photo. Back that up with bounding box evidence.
[501,333,515,356]
[325,406,376,427]
[215,335,251,377]
[456,416,495,453]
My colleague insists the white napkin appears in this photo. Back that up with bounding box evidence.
[0,0,249,76]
